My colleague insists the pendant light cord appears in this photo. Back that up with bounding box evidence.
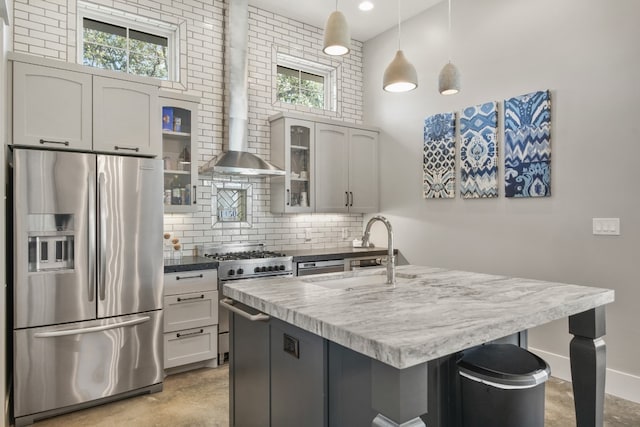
[397,0,402,50]
[335,0,338,11]
[447,0,452,61]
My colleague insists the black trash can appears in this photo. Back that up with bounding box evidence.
[457,343,551,427]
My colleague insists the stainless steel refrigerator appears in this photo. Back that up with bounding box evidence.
[10,148,164,426]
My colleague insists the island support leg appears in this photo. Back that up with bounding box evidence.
[371,360,428,427]
[569,306,606,427]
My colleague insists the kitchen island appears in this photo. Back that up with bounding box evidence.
[223,265,614,427]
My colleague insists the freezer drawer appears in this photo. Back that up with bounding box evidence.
[163,290,218,333]
[13,311,163,418]
[164,325,217,368]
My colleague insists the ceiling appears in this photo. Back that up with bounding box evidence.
[248,0,442,42]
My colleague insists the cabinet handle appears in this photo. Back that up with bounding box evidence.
[193,185,197,204]
[220,298,270,322]
[286,189,291,206]
[176,274,204,280]
[177,294,205,302]
[39,139,69,146]
[345,191,349,207]
[176,329,204,338]
[114,145,140,152]
[350,191,354,207]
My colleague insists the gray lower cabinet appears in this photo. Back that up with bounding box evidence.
[230,313,327,427]
[270,319,327,427]
[163,270,218,371]
[230,307,270,427]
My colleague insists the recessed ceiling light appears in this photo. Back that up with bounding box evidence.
[359,1,375,12]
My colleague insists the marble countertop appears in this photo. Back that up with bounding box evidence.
[223,265,614,369]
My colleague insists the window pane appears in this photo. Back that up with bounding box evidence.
[83,18,126,49]
[130,29,168,47]
[276,66,325,109]
[83,42,127,71]
[129,52,168,79]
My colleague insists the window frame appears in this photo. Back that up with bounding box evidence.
[275,53,337,112]
[77,1,179,82]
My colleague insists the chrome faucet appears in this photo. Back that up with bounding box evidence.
[361,215,395,285]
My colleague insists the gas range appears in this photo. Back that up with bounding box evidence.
[195,243,293,281]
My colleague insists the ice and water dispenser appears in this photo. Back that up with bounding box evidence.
[27,214,75,272]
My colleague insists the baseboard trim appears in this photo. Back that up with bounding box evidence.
[530,347,640,404]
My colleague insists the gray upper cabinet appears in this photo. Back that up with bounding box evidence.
[269,112,379,214]
[11,55,161,157]
[315,123,379,214]
[270,116,315,214]
[12,62,93,151]
[93,76,160,157]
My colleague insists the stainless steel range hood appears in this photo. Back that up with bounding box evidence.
[200,0,284,177]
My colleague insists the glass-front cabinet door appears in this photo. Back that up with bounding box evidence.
[269,115,315,213]
[160,93,199,213]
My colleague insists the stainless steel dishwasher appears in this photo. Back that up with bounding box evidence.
[296,255,384,276]
[296,259,347,276]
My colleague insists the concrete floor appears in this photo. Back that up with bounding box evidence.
[34,366,640,426]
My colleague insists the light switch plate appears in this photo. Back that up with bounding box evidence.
[592,218,620,235]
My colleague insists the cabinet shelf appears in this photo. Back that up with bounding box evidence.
[290,177,309,182]
[163,130,191,138]
[290,145,309,150]
[164,169,190,175]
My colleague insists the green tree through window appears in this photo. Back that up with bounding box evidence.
[277,66,324,109]
[83,18,168,79]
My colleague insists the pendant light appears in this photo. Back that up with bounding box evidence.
[383,0,418,92]
[323,0,351,56]
[438,0,460,95]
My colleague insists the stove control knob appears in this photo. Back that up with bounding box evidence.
[267,266,274,271]
[279,265,286,270]
[228,269,235,276]
[254,267,260,273]
[260,266,267,272]
[237,268,244,275]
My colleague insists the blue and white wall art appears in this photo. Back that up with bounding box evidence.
[423,112,456,199]
[460,101,498,198]
[504,90,551,198]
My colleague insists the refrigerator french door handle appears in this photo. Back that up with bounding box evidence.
[88,173,96,302]
[98,172,107,301]
[33,316,151,338]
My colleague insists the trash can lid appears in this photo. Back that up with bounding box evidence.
[458,344,550,389]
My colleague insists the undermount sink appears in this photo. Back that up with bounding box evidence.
[307,272,417,291]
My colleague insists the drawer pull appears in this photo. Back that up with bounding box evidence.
[176,329,204,338]
[40,138,69,146]
[177,294,205,302]
[176,274,204,280]
[114,145,140,152]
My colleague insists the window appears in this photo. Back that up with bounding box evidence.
[276,54,336,111]
[78,2,178,81]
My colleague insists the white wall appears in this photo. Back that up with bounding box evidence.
[363,0,640,401]
[10,0,368,253]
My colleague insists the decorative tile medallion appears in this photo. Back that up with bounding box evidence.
[504,90,551,197]
[423,112,456,198]
[460,101,498,198]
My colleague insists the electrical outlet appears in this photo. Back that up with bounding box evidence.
[592,218,620,235]
[305,229,312,242]
[341,228,348,239]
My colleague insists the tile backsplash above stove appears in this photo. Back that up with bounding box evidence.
[164,181,364,255]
